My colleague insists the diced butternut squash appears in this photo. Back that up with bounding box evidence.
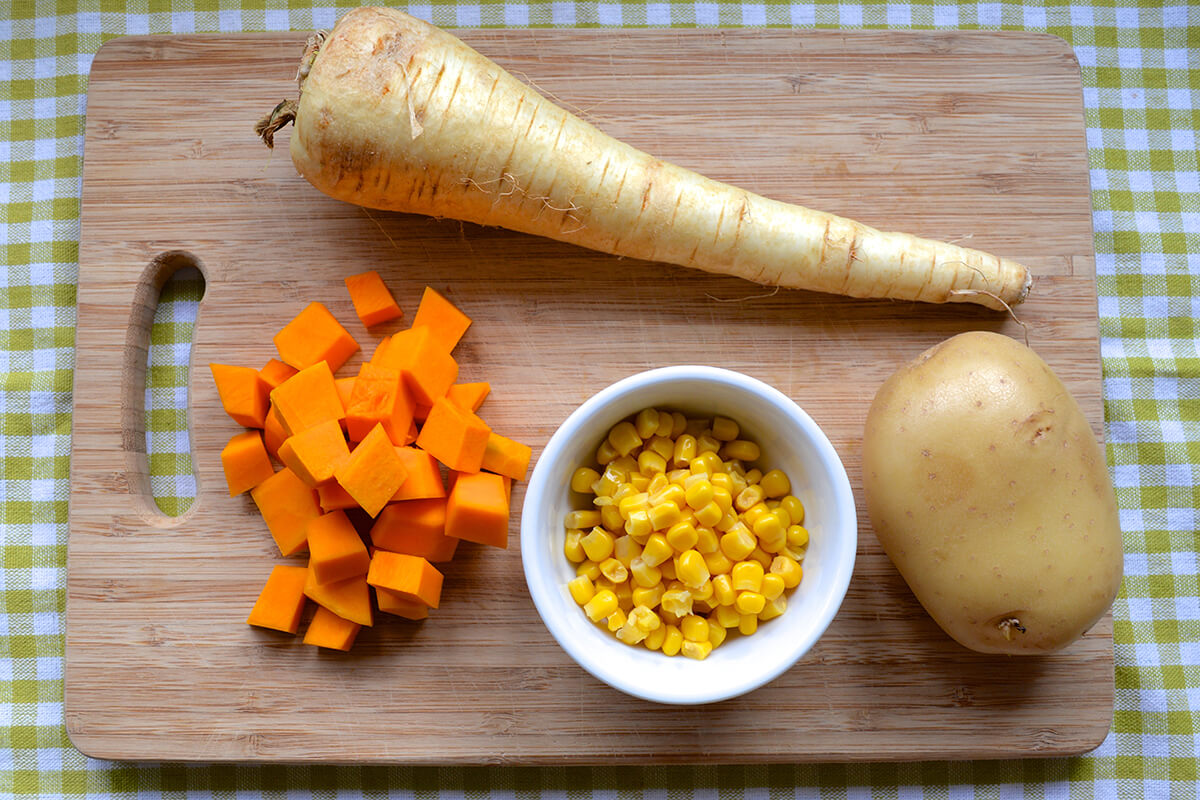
[270,361,345,436]
[303,605,361,650]
[334,376,356,416]
[375,325,458,407]
[317,480,359,512]
[446,381,491,412]
[369,335,393,365]
[246,565,308,634]
[375,588,429,620]
[369,498,458,562]
[303,567,373,627]
[209,363,270,428]
[262,404,288,461]
[411,286,472,351]
[415,397,491,473]
[367,551,444,609]
[334,423,408,517]
[220,430,275,496]
[273,301,360,372]
[345,363,416,444]
[481,431,533,482]
[445,470,510,549]
[391,446,445,501]
[277,419,351,487]
[344,270,403,327]
[250,467,322,556]
[306,510,370,586]
[258,358,298,390]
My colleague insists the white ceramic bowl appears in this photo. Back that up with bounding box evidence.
[521,366,857,704]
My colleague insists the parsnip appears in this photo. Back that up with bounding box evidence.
[258,7,1031,309]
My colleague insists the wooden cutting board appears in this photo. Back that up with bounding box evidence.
[67,28,1112,764]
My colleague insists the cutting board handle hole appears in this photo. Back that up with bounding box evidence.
[123,250,207,524]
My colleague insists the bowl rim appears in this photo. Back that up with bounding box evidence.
[520,365,858,705]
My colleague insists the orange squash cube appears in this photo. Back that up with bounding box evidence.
[375,588,429,620]
[375,325,458,407]
[369,498,458,562]
[250,467,322,556]
[277,419,351,487]
[303,567,373,627]
[209,363,270,428]
[391,446,445,501]
[415,397,491,473]
[334,423,409,517]
[481,431,533,482]
[246,565,308,634]
[445,381,491,412]
[367,551,444,609]
[262,404,289,462]
[445,470,510,549]
[345,363,416,445]
[344,270,403,327]
[220,430,275,496]
[306,510,370,586]
[317,480,359,512]
[303,605,361,651]
[273,301,360,372]
[270,361,346,436]
[258,358,298,390]
[411,286,472,351]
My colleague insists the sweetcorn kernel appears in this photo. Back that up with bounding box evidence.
[787,524,810,548]
[643,623,667,651]
[760,469,791,498]
[672,434,698,467]
[770,555,803,588]
[711,416,739,442]
[731,560,765,593]
[607,421,643,456]
[715,603,741,628]
[584,590,618,622]
[665,520,699,551]
[630,556,663,588]
[694,525,721,554]
[607,608,628,632]
[680,614,709,642]
[576,560,601,581]
[681,640,713,660]
[661,624,684,656]
[581,527,615,562]
[564,529,586,563]
[599,557,629,583]
[631,582,666,609]
[738,613,758,636]
[675,550,710,588]
[638,450,667,475]
[721,439,761,462]
[761,573,786,600]
[640,533,673,567]
[712,573,736,606]
[571,467,601,493]
[634,408,660,439]
[735,591,766,615]
[568,574,595,605]
[707,619,727,648]
[781,495,805,525]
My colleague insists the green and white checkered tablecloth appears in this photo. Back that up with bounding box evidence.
[3,0,1197,797]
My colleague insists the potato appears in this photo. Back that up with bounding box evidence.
[862,331,1123,654]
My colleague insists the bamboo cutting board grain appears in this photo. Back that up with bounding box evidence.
[67,29,1112,764]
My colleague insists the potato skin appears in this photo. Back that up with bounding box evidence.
[862,331,1123,654]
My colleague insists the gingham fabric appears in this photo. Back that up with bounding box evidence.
[2,1,1196,797]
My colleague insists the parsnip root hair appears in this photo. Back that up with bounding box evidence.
[258,7,1033,310]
